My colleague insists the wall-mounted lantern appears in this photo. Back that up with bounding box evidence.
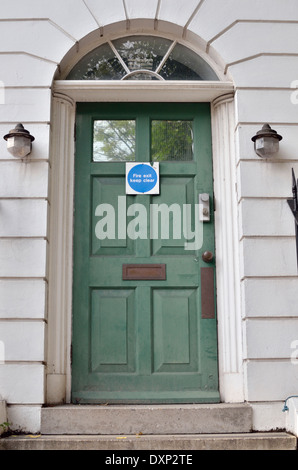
[251,124,282,158]
[3,123,35,158]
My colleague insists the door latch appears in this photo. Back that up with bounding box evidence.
[199,193,210,222]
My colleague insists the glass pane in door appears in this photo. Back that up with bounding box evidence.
[93,120,136,162]
[151,120,193,161]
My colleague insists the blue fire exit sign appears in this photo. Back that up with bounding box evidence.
[126,162,160,195]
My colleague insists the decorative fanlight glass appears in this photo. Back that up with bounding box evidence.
[66,36,219,81]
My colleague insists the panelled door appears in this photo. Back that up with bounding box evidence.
[72,103,219,403]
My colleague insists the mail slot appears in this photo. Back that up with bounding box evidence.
[123,264,166,280]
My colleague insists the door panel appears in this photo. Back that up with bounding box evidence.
[152,288,198,373]
[91,289,136,373]
[72,102,219,403]
[151,175,195,255]
[92,177,135,254]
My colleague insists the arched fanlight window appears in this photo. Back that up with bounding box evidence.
[66,36,219,81]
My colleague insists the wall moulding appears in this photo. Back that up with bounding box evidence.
[53,80,234,103]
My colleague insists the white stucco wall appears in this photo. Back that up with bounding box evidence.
[0,0,298,433]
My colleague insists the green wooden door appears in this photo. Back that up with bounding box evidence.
[72,103,219,403]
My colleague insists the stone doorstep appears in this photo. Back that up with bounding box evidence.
[41,403,252,435]
[0,432,296,451]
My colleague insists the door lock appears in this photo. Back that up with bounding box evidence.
[199,193,210,222]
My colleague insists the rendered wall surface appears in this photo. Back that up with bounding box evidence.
[0,0,297,432]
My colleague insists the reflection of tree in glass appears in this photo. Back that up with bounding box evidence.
[83,57,124,80]
[151,121,193,161]
[68,43,126,80]
[125,40,153,70]
[94,120,136,161]
[114,37,171,72]
[81,53,124,80]
[93,120,194,162]
[160,57,202,80]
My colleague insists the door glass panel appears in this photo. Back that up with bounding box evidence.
[93,120,136,162]
[151,120,194,161]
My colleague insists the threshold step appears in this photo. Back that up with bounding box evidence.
[0,432,296,451]
[41,403,252,435]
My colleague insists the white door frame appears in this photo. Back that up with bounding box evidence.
[46,79,244,404]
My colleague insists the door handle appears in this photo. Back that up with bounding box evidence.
[202,251,213,263]
[199,193,210,222]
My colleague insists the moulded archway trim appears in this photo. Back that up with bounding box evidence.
[55,20,229,82]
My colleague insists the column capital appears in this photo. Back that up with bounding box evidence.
[212,92,235,109]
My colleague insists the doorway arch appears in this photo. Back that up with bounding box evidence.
[46,25,242,404]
